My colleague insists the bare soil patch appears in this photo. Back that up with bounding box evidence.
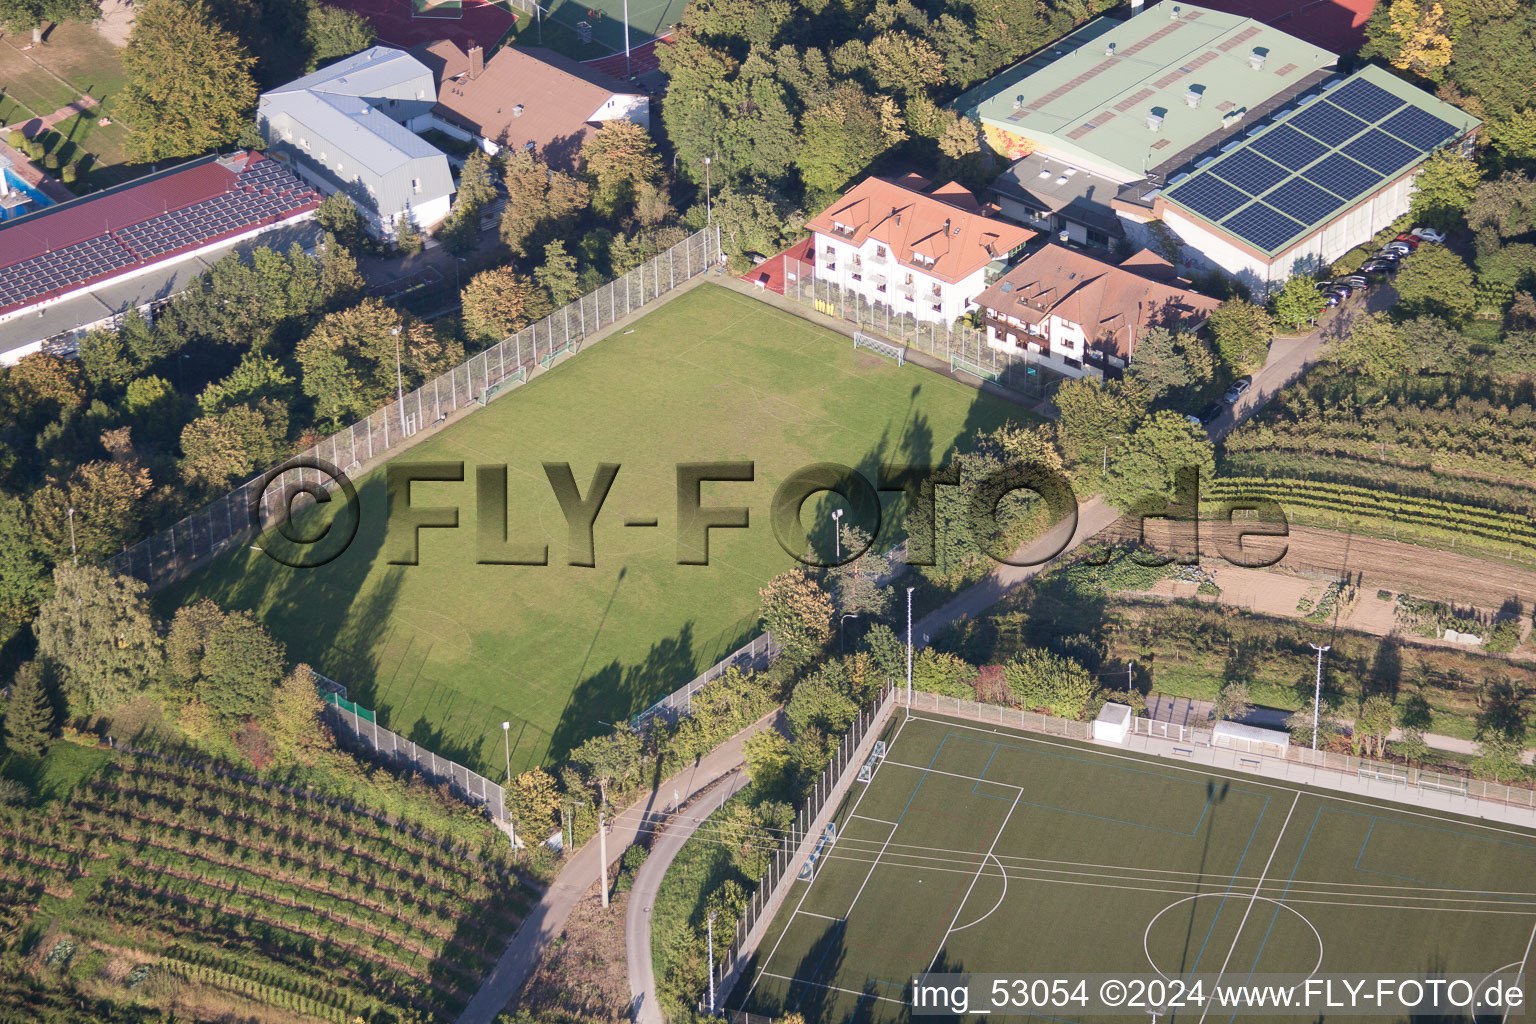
[518,885,631,1023]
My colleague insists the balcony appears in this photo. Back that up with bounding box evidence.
[866,250,888,266]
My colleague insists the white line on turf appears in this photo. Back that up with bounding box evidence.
[1504,920,1536,1024]
[851,813,899,826]
[948,852,1009,933]
[927,788,1023,972]
[903,713,1536,839]
[739,712,910,1009]
[795,910,844,923]
[1196,791,1301,1024]
[758,971,907,1007]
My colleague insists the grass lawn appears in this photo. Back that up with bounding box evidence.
[1,740,112,805]
[736,712,1536,1024]
[0,86,35,126]
[164,285,1020,775]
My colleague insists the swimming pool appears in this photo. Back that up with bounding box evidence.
[0,166,54,221]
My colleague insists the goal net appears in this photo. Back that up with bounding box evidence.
[853,331,904,366]
[797,822,837,880]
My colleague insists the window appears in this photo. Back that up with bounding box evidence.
[415,89,425,100]
[875,245,886,257]
[824,245,835,255]
[1087,228,1110,248]
[412,178,421,194]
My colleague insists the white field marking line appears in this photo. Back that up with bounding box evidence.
[794,910,844,923]
[927,788,1023,973]
[1505,920,1536,1024]
[758,970,907,1007]
[949,852,1009,933]
[904,713,1536,841]
[852,813,900,826]
[1197,791,1301,1024]
[741,714,905,1008]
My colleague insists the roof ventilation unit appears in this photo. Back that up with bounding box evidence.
[1014,94,1024,110]
[1169,4,1181,19]
[1146,112,1164,132]
[1249,49,1267,70]
[512,104,524,117]
[1185,87,1202,108]
[1105,41,1117,56]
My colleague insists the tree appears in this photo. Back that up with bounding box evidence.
[826,524,891,616]
[1002,649,1097,719]
[8,353,86,426]
[912,649,979,699]
[1206,299,1273,373]
[866,31,946,97]
[1356,693,1395,758]
[34,565,162,716]
[395,213,423,255]
[1397,315,1470,373]
[200,611,286,721]
[1269,274,1325,331]
[758,569,834,669]
[1125,327,1213,400]
[534,240,581,308]
[1467,171,1536,240]
[569,729,644,804]
[1331,312,1403,378]
[0,0,98,44]
[179,404,284,492]
[303,0,374,70]
[498,149,590,257]
[580,119,663,219]
[456,147,498,212]
[120,0,258,160]
[0,494,49,628]
[507,767,561,839]
[743,730,794,796]
[1409,149,1480,230]
[3,661,55,758]
[460,266,536,342]
[795,83,906,199]
[315,193,368,252]
[1101,411,1215,514]
[1211,682,1253,723]
[294,298,409,426]
[166,598,229,697]
[1285,698,1342,748]
[29,458,152,560]
[1393,243,1475,319]
[1472,733,1528,783]
[198,353,296,415]
[77,328,140,391]
[1053,378,1140,470]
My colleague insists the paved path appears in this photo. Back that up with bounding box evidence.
[1,94,97,135]
[626,767,753,1024]
[454,710,780,1024]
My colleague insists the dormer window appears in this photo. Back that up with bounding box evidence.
[911,252,935,268]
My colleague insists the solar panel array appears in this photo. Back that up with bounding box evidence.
[0,160,320,311]
[1162,71,1463,254]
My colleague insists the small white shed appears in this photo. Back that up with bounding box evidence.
[1212,720,1290,758]
[1093,702,1134,744]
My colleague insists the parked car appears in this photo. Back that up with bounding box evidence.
[1185,414,1203,426]
[1382,242,1413,257]
[1362,255,1400,274]
[1322,290,1345,308]
[1199,401,1224,425]
[1411,226,1447,244]
[1393,233,1421,250]
[1223,377,1252,404]
[1343,275,1369,289]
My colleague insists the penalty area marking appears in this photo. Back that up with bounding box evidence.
[948,852,1008,933]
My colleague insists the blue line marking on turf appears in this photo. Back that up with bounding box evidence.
[1349,811,1536,905]
[1183,793,1271,978]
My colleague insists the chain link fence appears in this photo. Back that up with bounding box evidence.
[632,632,782,728]
[713,687,897,1012]
[782,255,1064,401]
[109,225,722,586]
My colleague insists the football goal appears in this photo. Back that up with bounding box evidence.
[479,366,528,406]
[797,822,837,880]
[951,353,1001,382]
[853,331,904,366]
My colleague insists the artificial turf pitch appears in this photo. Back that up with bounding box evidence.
[163,285,1016,774]
[733,712,1536,1024]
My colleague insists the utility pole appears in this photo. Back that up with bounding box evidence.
[597,782,610,908]
[707,909,717,1014]
[391,326,406,436]
[67,506,77,566]
[906,586,914,716]
[501,721,511,783]
[831,507,843,561]
[1307,643,1330,750]
[703,155,712,225]
[623,0,631,79]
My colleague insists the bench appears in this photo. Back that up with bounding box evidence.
[1172,746,1194,758]
[1239,756,1263,770]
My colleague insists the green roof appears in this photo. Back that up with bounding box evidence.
[973,3,1336,181]
[1160,64,1481,256]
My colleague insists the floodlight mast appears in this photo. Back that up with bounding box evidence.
[1307,642,1330,750]
[905,586,914,718]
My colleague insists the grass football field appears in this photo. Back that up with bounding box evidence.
[734,712,1536,1024]
[164,285,1018,774]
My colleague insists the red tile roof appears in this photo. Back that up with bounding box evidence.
[974,243,1221,361]
[806,176,1035,285]
[0,152,320,316]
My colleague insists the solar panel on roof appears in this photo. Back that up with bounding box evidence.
[1341,129,1419,174]
[1165,175,1248,221]
[1379,106,1457,150]
[1263,178,1347,225]
[1327,77,1405,122]
[1210,149,1289,195]
[1223,202,1306,251]
[1248,126,1328,171]
[1288,102,1369,146]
